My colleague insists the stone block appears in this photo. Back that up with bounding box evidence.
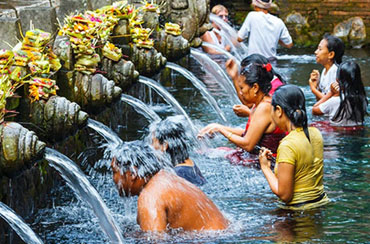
[18,7,57,37]
[0,17,20,50]
[88,0,113,10]
[57,0,87,24]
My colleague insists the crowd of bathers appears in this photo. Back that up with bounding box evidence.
[108,0,368,233]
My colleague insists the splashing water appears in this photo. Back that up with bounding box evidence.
[0,202,43,244]
[201,42,241,66]
[44,148,124,244]
[166,62,228,123]
[87,118,123,146]
[190,48,240,105]
[138,76,197,132]
[210,14,248,59]
[120,94,161,122]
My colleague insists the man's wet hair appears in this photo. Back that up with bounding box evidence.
[149,115,193,165]
[109,140,171,178]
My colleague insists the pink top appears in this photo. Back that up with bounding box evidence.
[269,77,283,96]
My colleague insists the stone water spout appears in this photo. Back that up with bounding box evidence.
[0,122,45,176]
[122,44,167,76]
[101,58,139,88]
[58,72,122,110]
[27,96,89,141]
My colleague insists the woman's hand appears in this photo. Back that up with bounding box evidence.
[233,104,250,117]
[197,123,221,139]
[259,147,272,170]
[225,58,239,81]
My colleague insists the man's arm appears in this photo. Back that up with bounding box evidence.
[279,39,293,48]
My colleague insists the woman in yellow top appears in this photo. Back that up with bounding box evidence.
[259,84,330,210]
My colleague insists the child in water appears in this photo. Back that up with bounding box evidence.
[309,34,345,100]
[148,115,206,186]
[110,140,228,231]
[259,84,330,210]
[312,61,368,126]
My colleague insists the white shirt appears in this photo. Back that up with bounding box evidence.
[319,96,362,126]
[238,11,292,59]
[319,64,338,95]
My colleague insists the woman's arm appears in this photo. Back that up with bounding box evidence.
[197,123,245,138]
[228,102,272,151]
[259,150,295,203]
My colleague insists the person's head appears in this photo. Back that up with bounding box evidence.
[315,34,345,66]
[252,0,272,11]
[238,54,278,103]
[271,84,310,141]
[211,4,228,22]
[110,140,170,196]
[332,61,368,124]
[149,115,192,166]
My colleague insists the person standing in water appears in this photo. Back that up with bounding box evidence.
[259,85,330,210]
[198,54,286,166]
[237,0,293,62]
[110,140,228,231]
[309,34,345,100]
[149,115,206,186]
[201,4,231,54]
[312,61,368,127]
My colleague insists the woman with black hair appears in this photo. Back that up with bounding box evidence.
[198,54,286,166]
[259,84,330,210]
[312,61,368,126]
[309,34,345,100]
[229,54,286,117]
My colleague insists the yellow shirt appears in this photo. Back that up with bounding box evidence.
[275,127,328,208]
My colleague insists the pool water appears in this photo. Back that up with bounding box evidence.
[30,47,370,243]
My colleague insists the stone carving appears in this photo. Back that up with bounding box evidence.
[126,44,167,75]
[155,0,211,47]
[28,96,89,140]
[0,122,45,175]
[101,58,139,89]
[154,29,190,61]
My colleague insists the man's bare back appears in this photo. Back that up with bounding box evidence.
[137,170,229,231]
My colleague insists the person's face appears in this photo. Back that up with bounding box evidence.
[314,39,334,66]
[217,10,228,23]
[111,158,146,196]
[238,76,257,104]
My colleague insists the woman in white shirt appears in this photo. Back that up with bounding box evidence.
[309,34,345,101]
[312,61,368,127]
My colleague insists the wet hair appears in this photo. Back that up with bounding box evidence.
[332,61,368,124]
[240,54,285,95]
[323,33,345,65]
[211,4,228,15]
[149,115,192,166]
[110,140,171,178]
[272,84,310,141]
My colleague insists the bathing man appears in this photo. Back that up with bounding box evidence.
[110,140,229,231]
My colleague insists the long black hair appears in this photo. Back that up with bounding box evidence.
[240,54,286,95]
[323,33,345,65]
[272,84,310,141]
[332,61,368,124]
